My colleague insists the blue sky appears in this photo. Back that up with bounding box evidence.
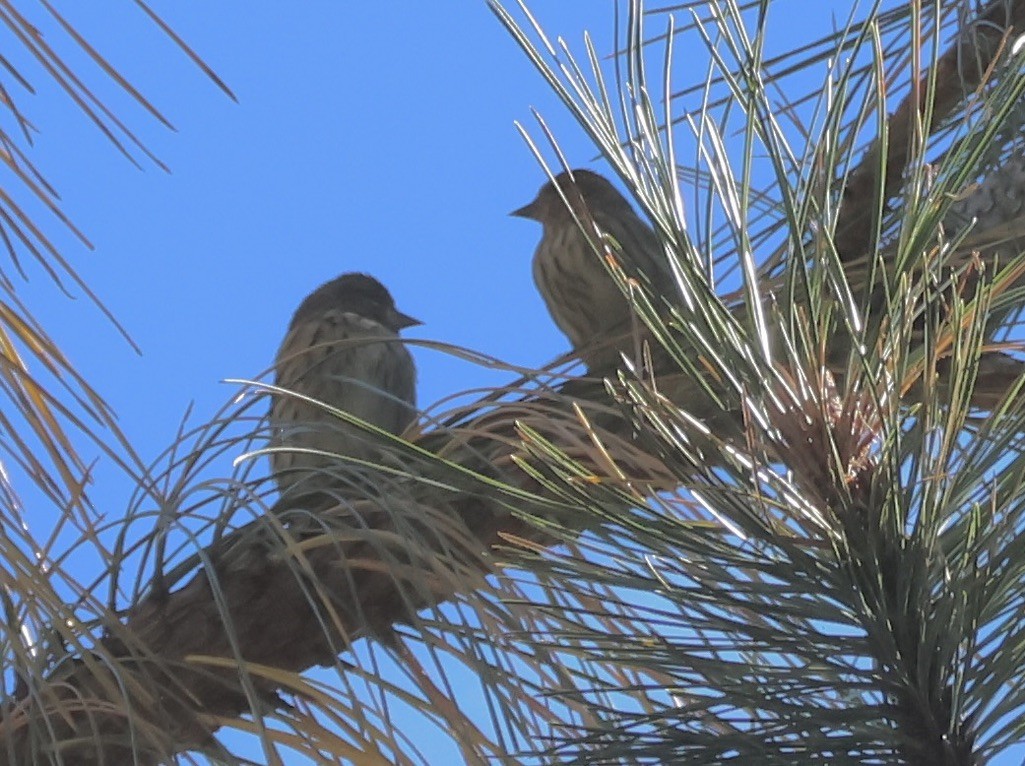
[23,2,600,452]
[6,2,1024,764]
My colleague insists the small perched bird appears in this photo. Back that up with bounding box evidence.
[512,169,674,371]
[270,273,419,495]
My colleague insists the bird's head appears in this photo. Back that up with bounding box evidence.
[511,169,629,225]
[290,272,421,332]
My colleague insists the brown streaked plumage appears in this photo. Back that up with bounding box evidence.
[512,169,674,371]
[270,272,419,496]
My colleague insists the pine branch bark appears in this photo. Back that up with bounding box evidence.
[834,0,1025,263]
[0,382,676,765]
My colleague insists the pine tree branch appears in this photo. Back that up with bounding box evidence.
[0,380,680,765]
[835,0,1025,263]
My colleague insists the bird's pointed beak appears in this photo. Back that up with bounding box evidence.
[391,308,422,330]
[510,200,540,220]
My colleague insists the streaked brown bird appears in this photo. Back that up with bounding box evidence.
[270,272,419,495]
[512,168,674,371]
